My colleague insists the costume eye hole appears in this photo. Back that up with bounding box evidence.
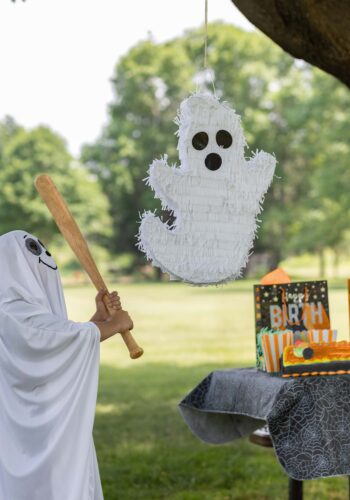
[216,130,232,149]
[192,132,209,151]
[25,238,42,256]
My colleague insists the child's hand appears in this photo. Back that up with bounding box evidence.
[92,289,121,322]
[108,310,134,334]
[92,309,134,342]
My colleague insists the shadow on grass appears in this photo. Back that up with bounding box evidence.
[94,363,348,500]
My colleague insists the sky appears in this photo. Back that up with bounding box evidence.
[0,0,254,156]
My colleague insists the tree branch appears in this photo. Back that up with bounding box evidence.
[232,0,350,88]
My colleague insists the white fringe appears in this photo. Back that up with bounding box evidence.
[137,92,276,285]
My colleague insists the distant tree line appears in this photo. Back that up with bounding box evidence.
[0,116,110,247]
[82,23,350,273]
[1,23,350,275]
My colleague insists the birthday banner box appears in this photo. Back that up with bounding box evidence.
[254,280,330,333]
[254,280,331,371]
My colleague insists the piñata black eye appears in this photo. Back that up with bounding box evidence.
[216,130,232,149]
[192,132,209,150]
[25,238,42,256]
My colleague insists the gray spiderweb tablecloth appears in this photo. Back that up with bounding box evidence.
[179,368,350,480]
[268,376,350,480]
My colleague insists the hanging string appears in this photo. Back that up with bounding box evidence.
[204,0,208,69]
[202,0,216,95]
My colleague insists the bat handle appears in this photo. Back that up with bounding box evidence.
[102,295,144,359]
[120,330,144,359]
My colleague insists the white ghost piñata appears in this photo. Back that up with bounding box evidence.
[138,92,276,285]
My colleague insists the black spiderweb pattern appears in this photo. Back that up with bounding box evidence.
[267,375,350,480]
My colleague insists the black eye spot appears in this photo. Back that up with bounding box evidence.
[216,130,232,149]
[25,238,42,256]
[192,132,209,151]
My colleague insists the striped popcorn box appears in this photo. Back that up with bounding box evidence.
[261,331,294,373]
[307,329,338,343]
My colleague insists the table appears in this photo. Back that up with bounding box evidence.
[179,368,350,481]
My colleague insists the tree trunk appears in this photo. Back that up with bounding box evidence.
[319,249,326,278]
[333,250,339,278]
[155,266,164,281]
[267,250,281,272]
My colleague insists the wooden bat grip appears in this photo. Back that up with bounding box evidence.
[35,174,143,359]
[101,295,142,359]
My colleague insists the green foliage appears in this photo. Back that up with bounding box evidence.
[82,22,350,267]
[287,72,350,256]
[0,117,111,245]
[82,37,193,256]
[0,24,349,269]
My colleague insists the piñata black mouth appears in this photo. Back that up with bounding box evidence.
[205,152,222,171]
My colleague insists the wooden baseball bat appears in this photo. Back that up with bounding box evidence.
[34,174,144,359]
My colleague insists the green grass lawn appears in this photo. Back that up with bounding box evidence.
[65,280,350,499]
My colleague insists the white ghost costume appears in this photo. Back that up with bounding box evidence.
[0,230,103,500]
[138,93,276,285]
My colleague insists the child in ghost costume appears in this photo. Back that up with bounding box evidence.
[0,230,133,500]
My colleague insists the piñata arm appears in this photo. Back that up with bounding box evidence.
[147,157,186,211]
[244,151,276,202]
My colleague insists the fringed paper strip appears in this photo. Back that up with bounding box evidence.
[307,329,338,343]
[137,92,276,285]
[261,330,294,373]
